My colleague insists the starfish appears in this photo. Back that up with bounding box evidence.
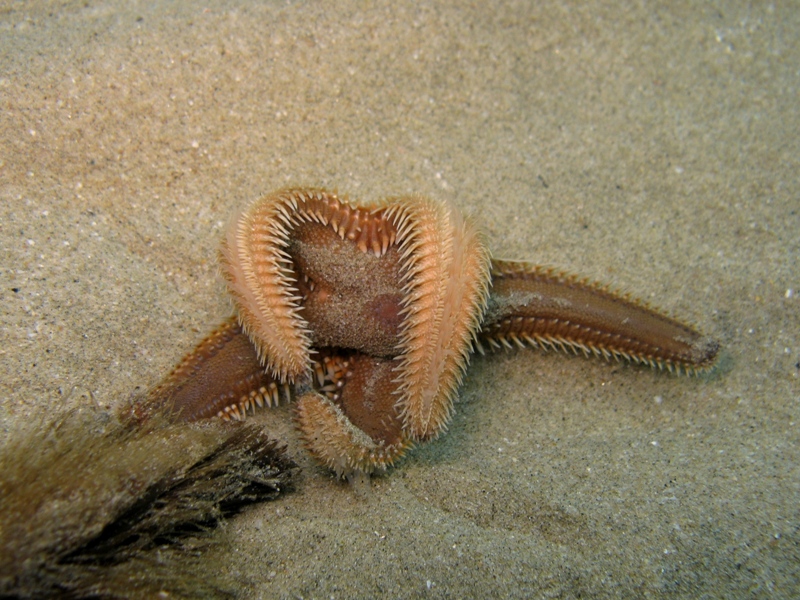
[135,188,719,480]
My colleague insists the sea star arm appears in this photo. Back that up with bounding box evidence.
[129,320,412,478]
[130,318,291,423]
[480,260,720,373]
[295,353,412,478]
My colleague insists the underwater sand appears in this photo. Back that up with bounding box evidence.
[1,1,798,597]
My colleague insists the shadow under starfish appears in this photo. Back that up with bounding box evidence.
[133,188,719,480]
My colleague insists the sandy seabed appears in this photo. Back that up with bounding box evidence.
[1,1,798,597]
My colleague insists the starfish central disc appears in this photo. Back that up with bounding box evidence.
[219,188,492,449]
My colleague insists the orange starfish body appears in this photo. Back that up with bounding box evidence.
[138,188,719,479]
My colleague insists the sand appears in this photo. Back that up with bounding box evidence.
[1,1,798,597]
